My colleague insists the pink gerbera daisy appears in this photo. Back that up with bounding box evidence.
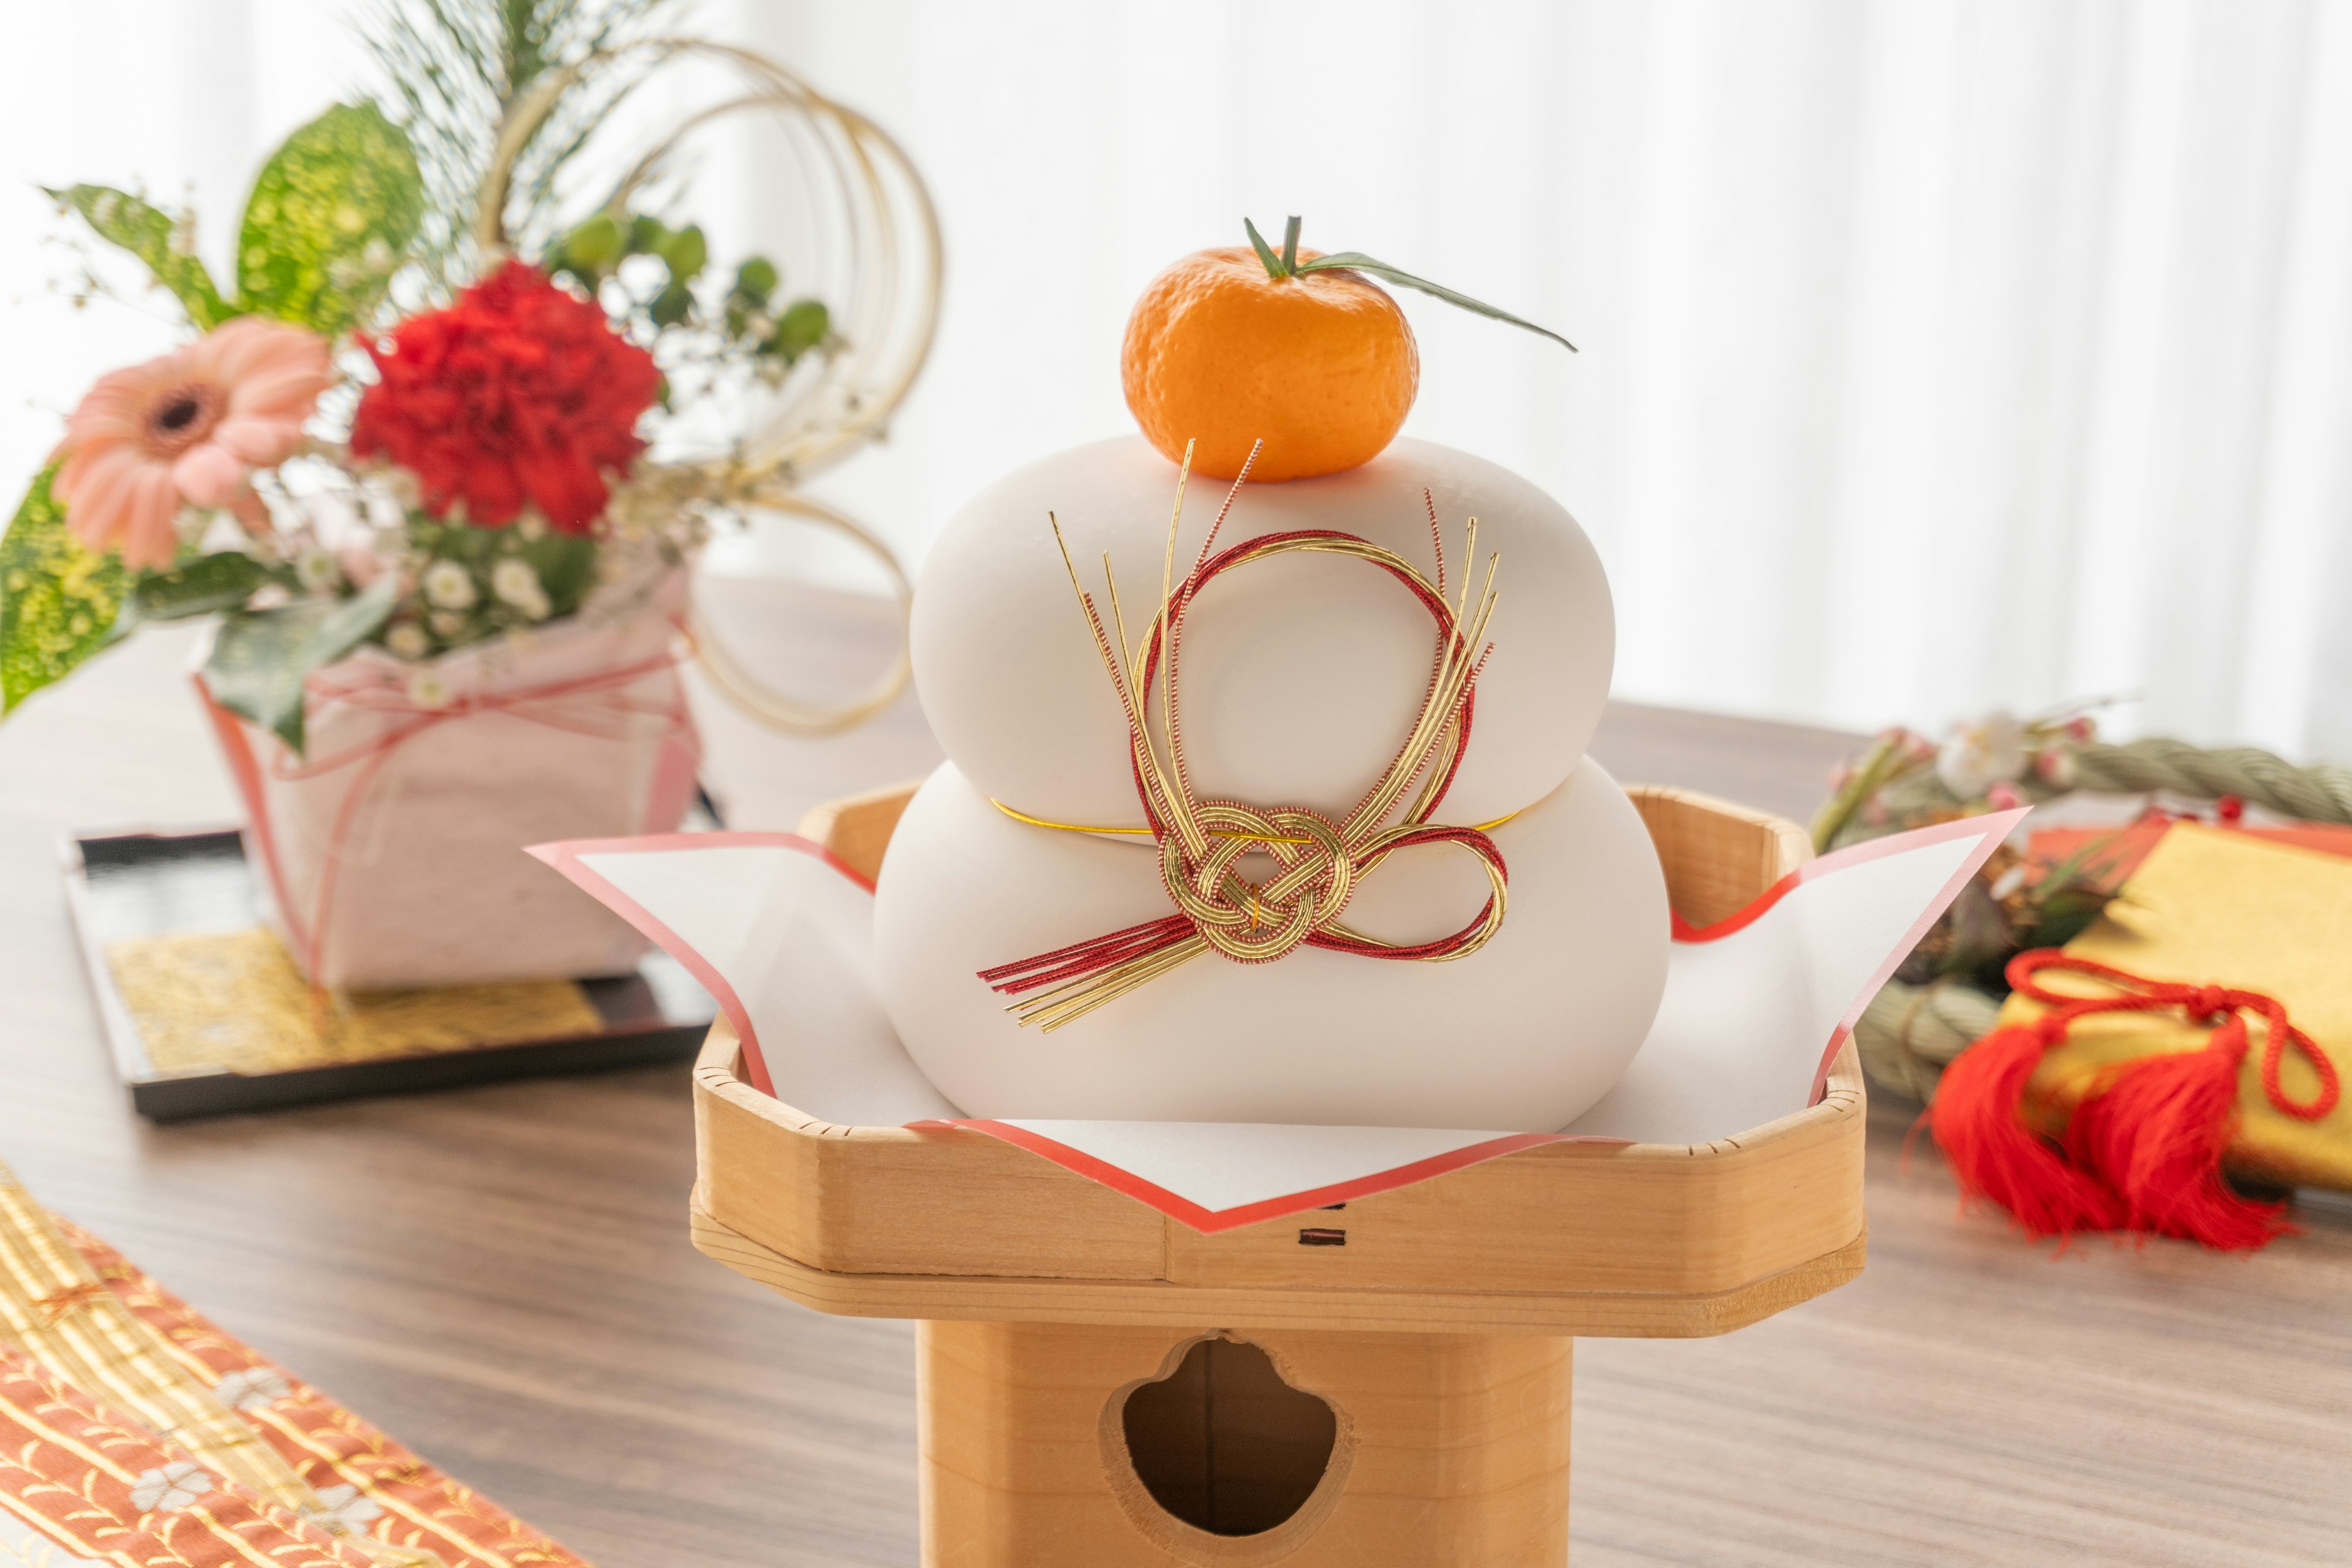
[53,317,331,570]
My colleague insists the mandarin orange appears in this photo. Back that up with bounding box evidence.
[1120,246,1418,483]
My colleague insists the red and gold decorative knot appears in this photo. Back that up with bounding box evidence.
[980,442,1510,1031]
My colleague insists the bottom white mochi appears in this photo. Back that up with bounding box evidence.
[872,757,1671,1131]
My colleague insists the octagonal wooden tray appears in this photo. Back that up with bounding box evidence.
[689,783,1864,1339]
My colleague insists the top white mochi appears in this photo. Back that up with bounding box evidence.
[911,435,1615,829]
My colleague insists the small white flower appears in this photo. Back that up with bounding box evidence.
[301,1482,383,1534]
[211,1367,291,1412]
[1937,710,2029,800]
[385,622,429,660]
[516,508,548,542]
[421,560,477,609]
[295,548,341,594]
[301,490,358,545]
[428,609,466,638]
[381,467,423,513]
[405,667,453,710]
[129,1461,215,1513]
[491,557,551,620]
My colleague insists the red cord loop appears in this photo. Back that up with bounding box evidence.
[1999,952,2338,1121]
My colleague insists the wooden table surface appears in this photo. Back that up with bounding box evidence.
[2,619,2346,1568]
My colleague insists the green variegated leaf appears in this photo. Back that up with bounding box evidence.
[132,552,271,621]
[0,465,129,714]
[204,574,399,753]
[47,185,232,329]
[235,103,424,336]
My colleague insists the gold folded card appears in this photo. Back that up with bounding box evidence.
[2003,824,2352,1192]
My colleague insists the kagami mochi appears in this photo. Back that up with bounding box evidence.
[874,758,1667,1130]
[911,435,1613,830]
[876,221,1666,1130]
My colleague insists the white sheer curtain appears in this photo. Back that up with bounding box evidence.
[9,1,2352,760]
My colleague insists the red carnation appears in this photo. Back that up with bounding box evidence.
[350,260,660,532]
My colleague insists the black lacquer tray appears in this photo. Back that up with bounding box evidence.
[64,823,716,1121]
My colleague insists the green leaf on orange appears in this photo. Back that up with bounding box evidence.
[1294,251,1577,351]
[1244,216,1289,279]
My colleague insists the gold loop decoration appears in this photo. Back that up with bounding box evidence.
[979,443,1513,1030]
[478,38,938,735]
[687,488,914,736]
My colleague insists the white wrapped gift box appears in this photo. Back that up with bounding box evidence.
[206,584,701,992]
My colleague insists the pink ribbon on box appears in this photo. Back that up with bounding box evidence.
[198,633,702,989]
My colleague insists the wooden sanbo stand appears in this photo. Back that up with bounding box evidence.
[691,785,1864,1565]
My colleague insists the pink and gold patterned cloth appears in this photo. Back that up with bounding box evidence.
[0,1164,588,1567]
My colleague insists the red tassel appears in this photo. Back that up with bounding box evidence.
[1927,1017,2126,1238]
[2065,1014,2290,1251]
[1931,952,2336,1252]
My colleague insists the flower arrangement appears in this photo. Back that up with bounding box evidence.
[0,0,833,753]
[0,0,947,999]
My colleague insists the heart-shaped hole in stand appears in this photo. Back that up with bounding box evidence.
[1120,1336,1339,1536]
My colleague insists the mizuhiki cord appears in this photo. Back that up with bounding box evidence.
[984,797,1526,843]
[978,440,1510,1031]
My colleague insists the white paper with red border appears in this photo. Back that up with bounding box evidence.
[529,810,2018,1232]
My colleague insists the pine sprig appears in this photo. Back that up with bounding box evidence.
[360,0,685,281]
